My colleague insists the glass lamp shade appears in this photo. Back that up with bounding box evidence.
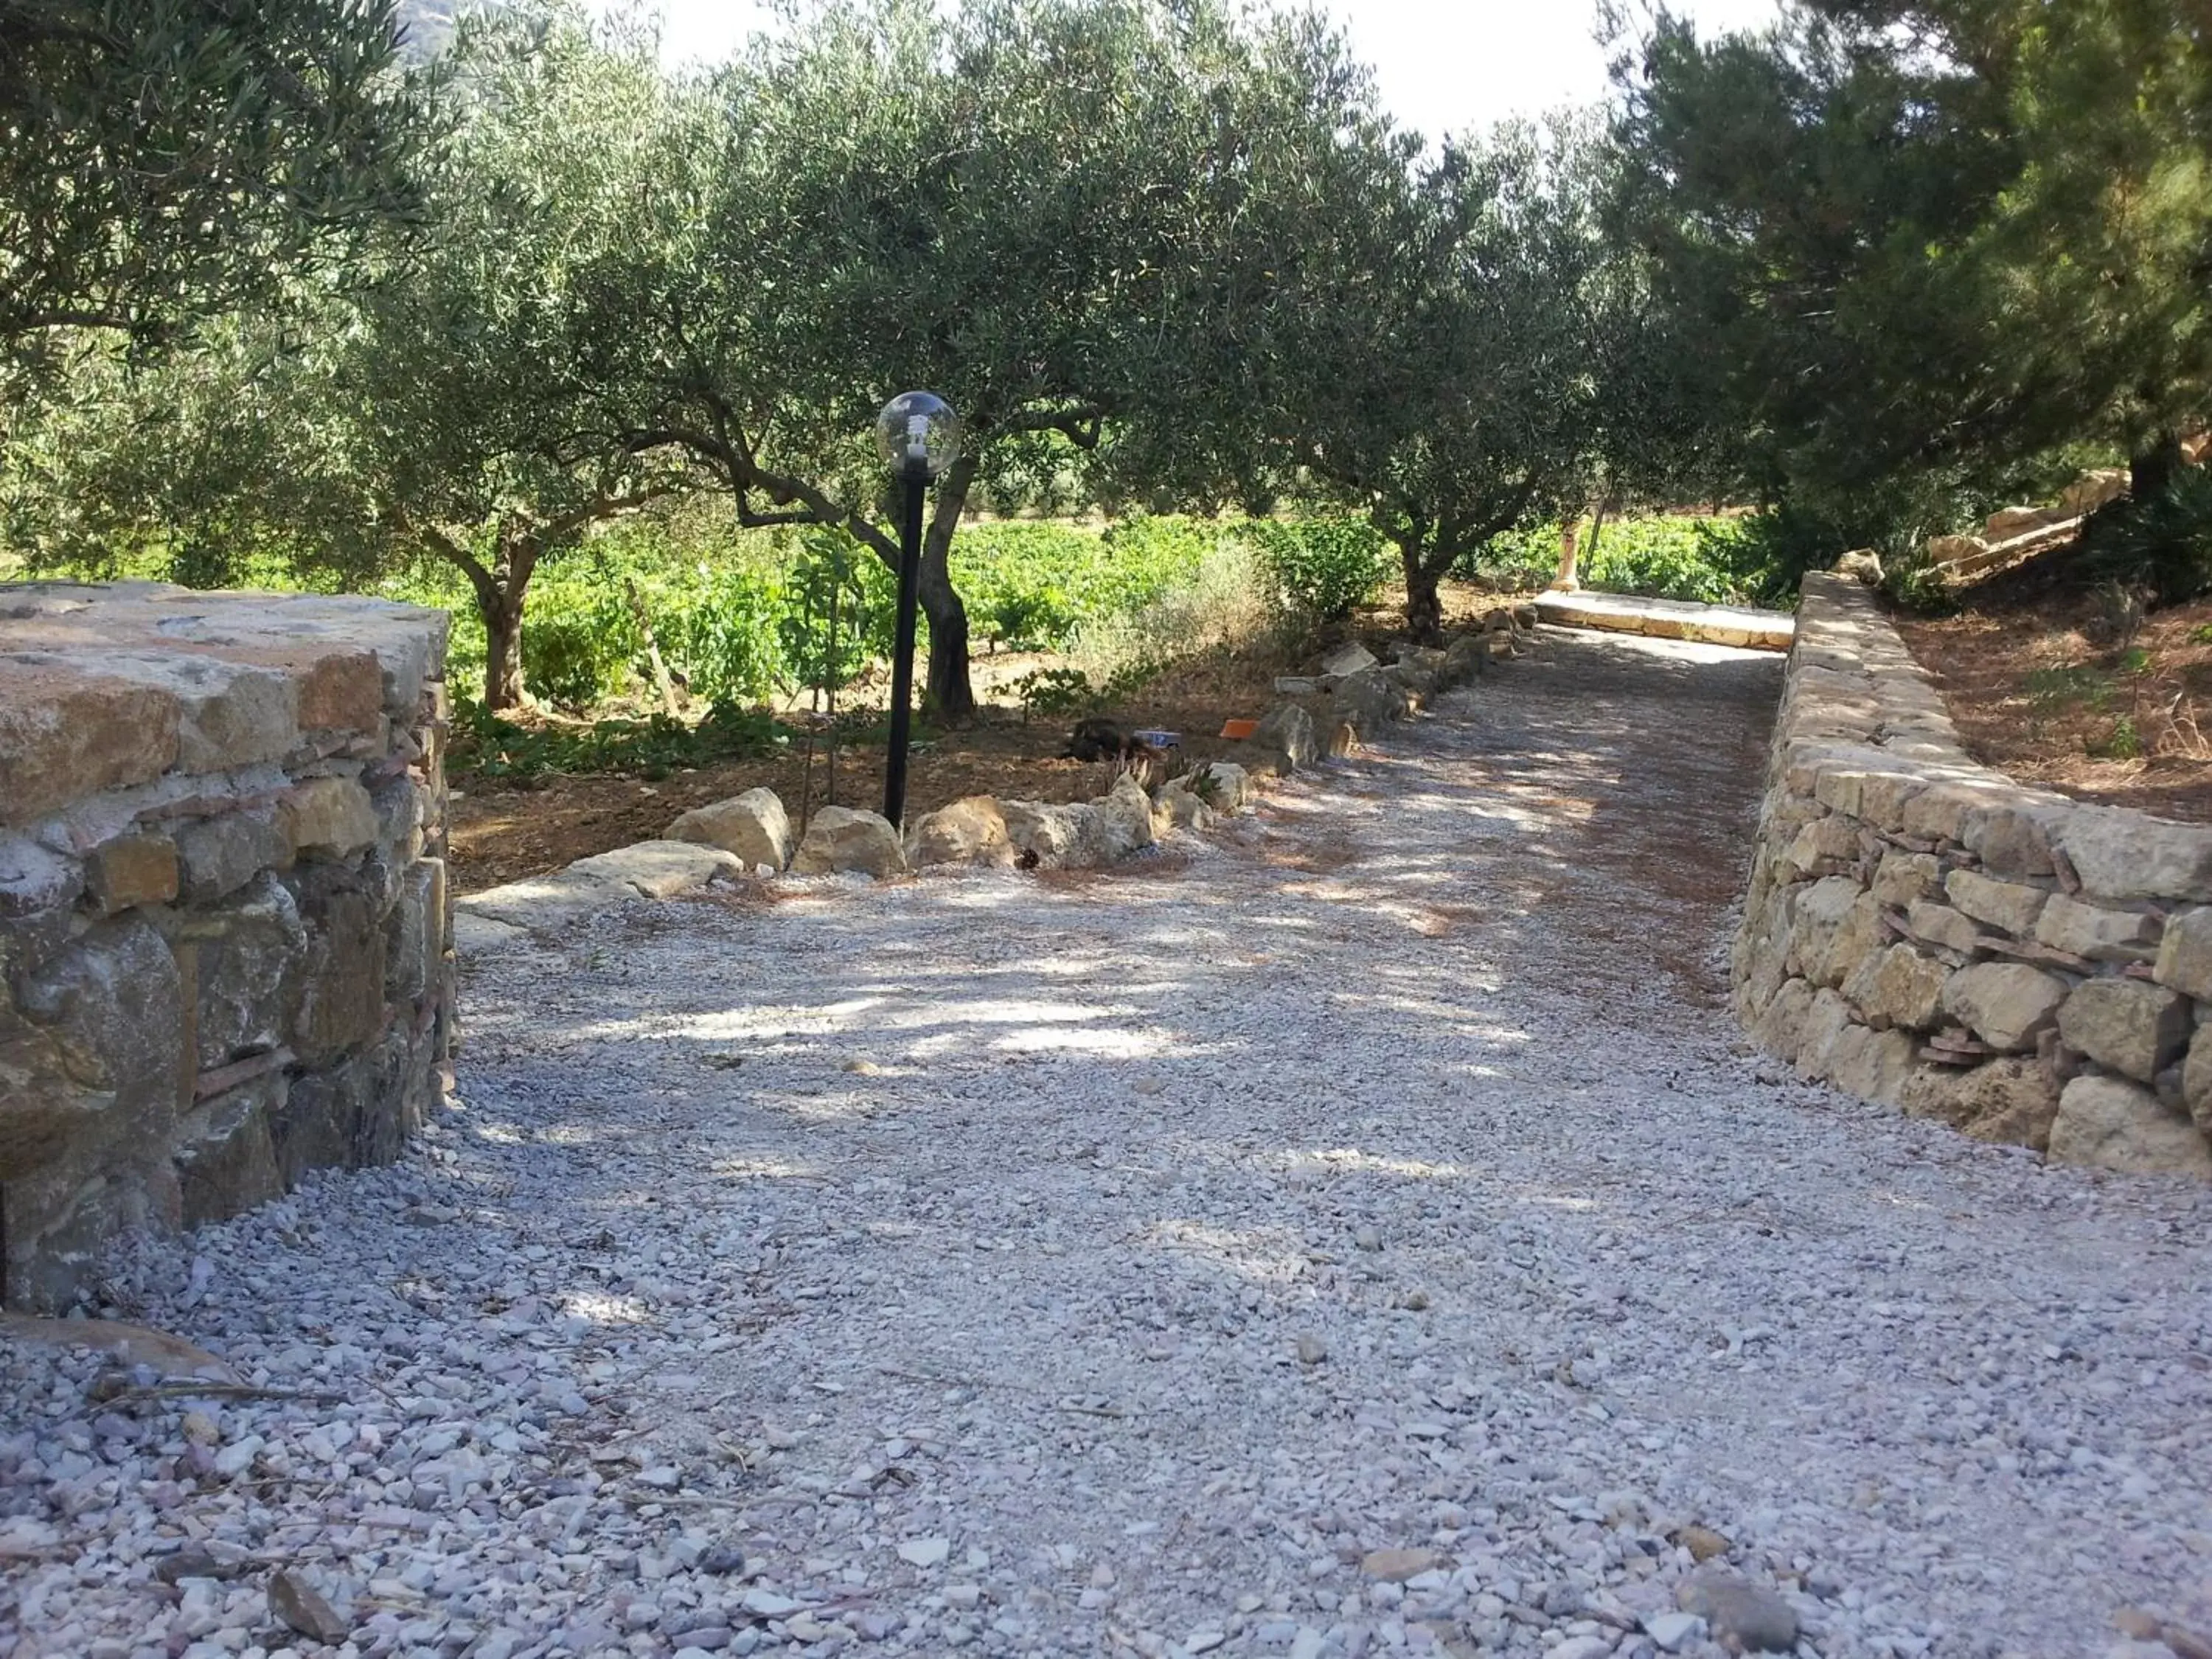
[874,391,963,479]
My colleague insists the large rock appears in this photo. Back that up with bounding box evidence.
[1841,943,1950,1031]
[1155,782,1214,831]
[1318,641,1377,680]
[1391,647,1447,695]
[2049,1074,2212,1177]
[1251,702,1319,774]
[1200,762,1255,813]
[1905,899,1984,956]
[2154,905,2212,1000]
[1785,876,1862,980]
[10,916,185,1178]
[1333,668,1410,737]
[84,834,178,917]
[1826,1021,1918,1105]
[1944,869,2049,937]
[2035,894,2159,962]
[1001,800,1110,869]
[2055,810,2212,903]
[790,807,908,878]
[1902,1058,2061,1150]
[278,778,379,861]
[289,868,386,1067]
[665,788,793,870]
[175,810,290,905]
[1443,633,1489,684]
[1096,776,1157,859]
[181,874,308,1072]
[910,796,1011,867]
[1871,850,1943,908]
[1939,962,2067,1051]
[2185,1024,2212,1137]
[569,840,745,897]
[2056,979,2191,1083]
[173,1078,285,1226]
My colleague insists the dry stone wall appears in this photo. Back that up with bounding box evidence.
[0,581,453,1309]
[1734,574,2212,1176]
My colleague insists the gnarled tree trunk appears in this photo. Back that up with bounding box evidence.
[918,453,981,723]
[1401,539,1446,644]
[460,527,541,713]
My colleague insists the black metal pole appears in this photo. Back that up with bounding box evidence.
[882,465,928,829]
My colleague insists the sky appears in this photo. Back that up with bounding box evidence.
[599,0,1789,139]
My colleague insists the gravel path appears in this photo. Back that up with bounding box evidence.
[10,630,2212,1659]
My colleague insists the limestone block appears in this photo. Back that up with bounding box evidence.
[1000,800,1108,869]
[791,807,910,878]
[1253,702,1320,773]
[279,778,379,860]
[1784,815,1859,876]
[1940,962,2068,1051]
[1792,987,1857,1080]
[1785,875,1862,979]
[384,859,445,1005]
[1443,634,1488,684]
[84,834,178,917]
[1871,851,1943,908]
[2059,468,2128,517]
[1902,1059,2061,1150]
[175,810,290,905]
[568,840,745,897]
[0,1004,91,1178]
[1816,892,1888,990]
[1,834,83,918]
[2185,1024,2212,1137]
[2055,808,2212,903]
[2154,906,2212,1001]
[1333,668,1410,736]
[1201,762,1254,813]
[454,871,627,934]
[2056,979,2192,1084]
[1097,776,1157,860]
[1842,944,1950,1032]
[1897,779,2013,846]
[173,1077,285,1226]
[1961,804,2057,879]
[1905,900,1984,956]
[1392,647,1447,695]
[2049,1074,2212,1177]
[1944,868,2050,937]
[665,788,793,870]
[9,916,185,1177]
[2035,894,2159,963]
[911,796,1011,867]
[1318,641,1377,679]
[1828,1021,1919,1105]
[1155,783,1214,832]
[1750,975,1816,1063]
[0,664,179,827]
[290,870,386,1066]
[181,874,308,1072]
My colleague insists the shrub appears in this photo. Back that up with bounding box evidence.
[1242,514,1388,625]
[2076,469,2212,608]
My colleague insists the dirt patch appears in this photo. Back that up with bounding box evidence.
[1896,591,2212,824]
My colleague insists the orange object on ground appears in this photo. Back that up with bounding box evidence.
[1220,718,1259,740]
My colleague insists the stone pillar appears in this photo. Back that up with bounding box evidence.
[0,581,453,1308]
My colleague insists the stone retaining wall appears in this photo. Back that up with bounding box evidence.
[1,582,453,1308]
[1733,574,2212,1175]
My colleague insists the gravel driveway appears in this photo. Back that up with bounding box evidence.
[10,629,2212,1659]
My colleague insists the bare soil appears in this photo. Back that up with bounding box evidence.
[1896,588,2212,825]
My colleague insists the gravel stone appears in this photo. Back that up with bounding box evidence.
[7,633,2211,1659]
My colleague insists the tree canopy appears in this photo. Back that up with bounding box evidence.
[0,0,429,401]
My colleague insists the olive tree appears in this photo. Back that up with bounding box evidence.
[595,0,1383,719]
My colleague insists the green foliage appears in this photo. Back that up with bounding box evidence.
[0,0,428,392]
[1013,667,1102,718]
[451,698,792,782]
[2076,469,2212,608]
[776,529,900,694]
[1456,514,1781,605]
[2025,665,2115,714]
[1243,516,1388,625]
[2090,716,2144,761]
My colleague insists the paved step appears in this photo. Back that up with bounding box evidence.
[1534,588,1795,650]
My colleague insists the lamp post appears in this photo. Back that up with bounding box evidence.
[873,390,962,830]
